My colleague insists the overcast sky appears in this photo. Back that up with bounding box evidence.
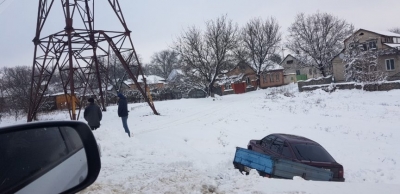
[0,0,399,68]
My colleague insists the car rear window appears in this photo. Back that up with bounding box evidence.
[293,144,336,162]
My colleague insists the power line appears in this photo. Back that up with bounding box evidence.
[0,0,15,15]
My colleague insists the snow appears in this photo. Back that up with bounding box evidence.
[264,63,284,71]
[298,75,332,83]
[1,84,400,193]
[384,43,400,49]
[126,75,166,84]
[167,69,183,81]
[365,29,400,37]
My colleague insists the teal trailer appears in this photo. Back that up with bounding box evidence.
[233,147,333,181]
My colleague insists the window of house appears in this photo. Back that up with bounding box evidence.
[386,59,395,71]
[225,83,231,89]
[276,73,279,81]
[359,32,364,36]
[263,74,267,83]
[286,60,293,64]
[368,41,377,50]
[290,77,294,81]
[361,43,367,51]
[270,74,274,82]
[383,37,393,43]
[246,77,250,85]
[296,70,300,75]
[313,68,317,74]
[309,69,312,75]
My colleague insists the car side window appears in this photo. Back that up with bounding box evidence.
[0,127,68,192]
[271,138,284,153]
[281,142,293,158]
[261,135,275,148]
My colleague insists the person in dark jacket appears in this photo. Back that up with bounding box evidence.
[84,98,102,130]
[117,92,131,137]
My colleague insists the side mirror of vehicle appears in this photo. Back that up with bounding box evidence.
[0,121,101,194]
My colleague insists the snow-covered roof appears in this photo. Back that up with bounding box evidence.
[264,63,284,71]
[357,29,400,37]
[126,75,166,84]
[384,43,400,50]
[366,30,400,37]
[167,69,184,81]
[215,73,245,85]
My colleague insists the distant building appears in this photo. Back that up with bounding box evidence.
[214,61,257,95]
[126,75,166,90]
[280,54,321,83]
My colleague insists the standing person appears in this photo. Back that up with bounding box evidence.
[117,92,131,137]
[84,98,102,130]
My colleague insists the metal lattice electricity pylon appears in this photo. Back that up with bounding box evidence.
[27,0,159,122]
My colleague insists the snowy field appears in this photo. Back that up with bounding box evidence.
[1,84,400,193]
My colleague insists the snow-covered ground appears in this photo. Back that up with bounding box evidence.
[1,84,400,193]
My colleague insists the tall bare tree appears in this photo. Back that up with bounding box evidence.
[147,50,179,79]
[287,12,354,76]
[174,15,239,95]
[240,17,282,86]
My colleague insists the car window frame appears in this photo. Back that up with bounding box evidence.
[260,135,276,149]
[270,137,284,153]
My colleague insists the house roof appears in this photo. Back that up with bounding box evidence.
[384,43,400,50]
[167,69,184,81]
[344,29,400,43]
[264,63,284,71]
[227,61,257,73]
[347,29,400,41]
[279,54,297,66]
[126,75,166,85]
[215,73,245,85]
[363,29,400,37]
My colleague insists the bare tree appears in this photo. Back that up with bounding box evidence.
[147,50,179,79]
[174,15,239,95]
[1,66,32,119]
[240,17,282,86]
[287,12,354,76]
[389,28,400,34]
[343,36,386,82]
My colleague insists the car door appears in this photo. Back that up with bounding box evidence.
[279,141,295,160]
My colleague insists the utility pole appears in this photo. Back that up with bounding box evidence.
[27,0,159,122]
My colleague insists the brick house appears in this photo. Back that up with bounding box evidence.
[259,63,285,89]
